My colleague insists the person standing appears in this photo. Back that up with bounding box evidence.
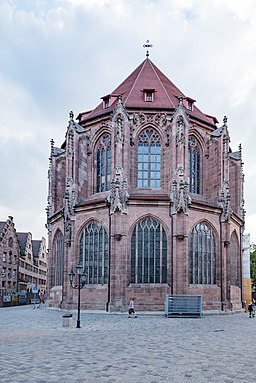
[248,301,255,318]
[128,298,137,318]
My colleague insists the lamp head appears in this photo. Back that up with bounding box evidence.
[76,263,83,275]
[68,269,74,283]
[81,270,87,283]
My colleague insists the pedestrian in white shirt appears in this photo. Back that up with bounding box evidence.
[128,297,137,318]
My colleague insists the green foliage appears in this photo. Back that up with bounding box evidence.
[250,243,256,290]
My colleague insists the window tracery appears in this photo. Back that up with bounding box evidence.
[131,217,167,284]
[96,134,111,193]
[79,221,108,285]
[188,136,200,194]
[230,232,239,286]
[189,222,216,285]
[54,231,64,286]
[137,128,161,188]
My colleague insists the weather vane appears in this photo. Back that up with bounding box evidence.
[143,40,153,58]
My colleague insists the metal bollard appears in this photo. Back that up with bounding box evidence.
[62,313,72,328]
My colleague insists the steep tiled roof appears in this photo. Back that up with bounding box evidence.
[17,232,29,255]
[32,240,41,258]
[79,58,214,126]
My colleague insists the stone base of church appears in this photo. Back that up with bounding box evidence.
[48,286,63,308]
[53,284,243,314]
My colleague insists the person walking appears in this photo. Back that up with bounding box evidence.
[128,297,137,318]
[248,301,255,318]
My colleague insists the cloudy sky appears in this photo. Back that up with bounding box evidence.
[0,0,255,243]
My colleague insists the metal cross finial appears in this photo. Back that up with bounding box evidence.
[143,40,153,58]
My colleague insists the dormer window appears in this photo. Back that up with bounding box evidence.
[143,89,155,102]
[103,97,110,109]
[185,97,195,112]
[145,92,153,102]
[188,100,193,111]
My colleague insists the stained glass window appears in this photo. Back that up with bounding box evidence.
[79,221,108,285]
[96,134,111,192]
[138,129,161,189]
[54,230,64,286]
[230,232,239,286]
[189,222,216,285]
[131,218,167,284]
[188,136,200,194]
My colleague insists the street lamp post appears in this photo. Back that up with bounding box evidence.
[68,264,87,328]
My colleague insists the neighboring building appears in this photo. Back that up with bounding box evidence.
[47,55,245,312]
[0,216,19,299]
[17,232,47,295]
[242,233,251,307]
[32,238,47,294]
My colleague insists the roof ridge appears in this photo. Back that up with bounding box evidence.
[149,60,176,108]
[125,59,147,105]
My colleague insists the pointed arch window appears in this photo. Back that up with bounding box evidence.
[188,136,200,194]
[189,222,216,285]
[137,128,161,188]
[131,217,167,284]
[96,134,111,192]
[230,232,240,286]
[79,221,108,285]
[54,231,64,286]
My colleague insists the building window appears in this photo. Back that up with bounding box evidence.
[54,231,64,286]
[145,92,153,102]
[96,134,111,192]
[104,98,110,109]
[189,222,216,285]
[143,89,155,102]
[79,221,108,285]
[8,237,13,247]
[3,252,6,262]
[131,217,167,284]
[137,128,161,188]
[188,101,193,111]
[188,136,200,194]
[230,232,239,286]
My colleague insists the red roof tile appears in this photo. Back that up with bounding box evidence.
[80,58,215,126]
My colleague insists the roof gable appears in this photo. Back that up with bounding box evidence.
[17,232,29,255]
[32,240,41,257]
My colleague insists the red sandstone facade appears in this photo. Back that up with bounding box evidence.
[47,58,245,312]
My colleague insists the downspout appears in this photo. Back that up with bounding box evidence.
[170,210,174,294]
[240,225,244,308]
[219,214,224,311]
[106,201,111,312]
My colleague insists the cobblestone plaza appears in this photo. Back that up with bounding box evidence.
[0,306,255,383]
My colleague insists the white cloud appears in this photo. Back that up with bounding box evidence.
[0,0,255,242]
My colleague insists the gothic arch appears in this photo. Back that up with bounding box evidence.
[129,215,168,285]
[188,134,203,194]
[128,213,169,237]
[188,128,206,151]
[135,126,162,189]
[188,221,217,285]
[93,132,112,193]
[52,229,64,287]
[230,230,240,287]
[78,220,109,285]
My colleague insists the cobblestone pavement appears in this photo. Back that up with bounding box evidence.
[0,306,255,383]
